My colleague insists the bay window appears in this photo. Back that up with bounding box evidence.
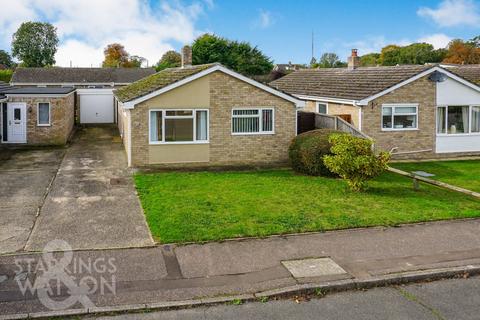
[232,108,274,134]
[382,104,418,130]
[437,106,480,135]
[150,109,208,143]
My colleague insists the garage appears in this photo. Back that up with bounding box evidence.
[78,89,115,124]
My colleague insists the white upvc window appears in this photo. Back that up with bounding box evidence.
[381,104,418,130]
[231,108,274,135]
[37,102,51,126]
[316,102,328,114]
[149,109,209,144]
[437,105,480,135]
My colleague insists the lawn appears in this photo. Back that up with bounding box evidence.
[391,160,480,193]
[134,170,480,243]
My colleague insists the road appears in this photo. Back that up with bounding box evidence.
[86,276,480,320]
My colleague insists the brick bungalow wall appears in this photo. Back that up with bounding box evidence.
[128,71,297,167]
[361,75,436,159]
[304,100,360,128]
[8,93,75,145]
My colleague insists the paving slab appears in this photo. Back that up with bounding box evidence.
[281,258,347,278]
[25,126,153,251]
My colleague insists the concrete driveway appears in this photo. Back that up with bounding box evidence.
[0,148,64,254]
[24,126,153,251]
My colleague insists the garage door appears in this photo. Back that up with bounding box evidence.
[78,89,114,124]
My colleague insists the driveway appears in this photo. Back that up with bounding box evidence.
[0,148,64,254]
[24,126,154,251]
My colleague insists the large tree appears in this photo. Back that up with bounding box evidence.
[443,39,480,64]
[11,22,58,67]
[313,53,346,68]
[192,34,273,76]
[156,50,181,71]
[102,43,145,68]
[379,43,446,66]
[0,50,14,68]
[360,53,380,66]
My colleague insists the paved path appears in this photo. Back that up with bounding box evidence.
[24,126,153,251]
[88,277,480,320]
[2,219,480,317]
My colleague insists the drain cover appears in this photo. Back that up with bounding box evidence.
[281,258,347,278]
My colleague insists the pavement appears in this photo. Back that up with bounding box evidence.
[86,276,480,320]
[2,218,480,318]
[0,126,154,254]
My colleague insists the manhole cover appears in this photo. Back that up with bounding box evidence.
[281,258,347,278]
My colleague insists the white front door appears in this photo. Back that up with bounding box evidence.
[7,103,27,143]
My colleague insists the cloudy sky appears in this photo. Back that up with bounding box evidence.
[0,0,479,67]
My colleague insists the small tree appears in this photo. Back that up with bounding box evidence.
[313,53,346,68]
[323,134,390,192]
[12,22,59,67]
[156,50,181,71]
[0,50,14,68]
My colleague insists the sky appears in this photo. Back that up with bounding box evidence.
[0,0,479,67]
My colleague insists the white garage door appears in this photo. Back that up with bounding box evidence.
[78,89,114,124]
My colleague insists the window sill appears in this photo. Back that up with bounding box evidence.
[149,141,209,145]
[231,132,275,136]
[437,133,480,137]
[37,124,51,127]
[381,128,418,132]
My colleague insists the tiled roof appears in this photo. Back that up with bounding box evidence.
[115,64,216,102]
[445,65,480,84]
[270,65,433,101]
[11,67,155,84]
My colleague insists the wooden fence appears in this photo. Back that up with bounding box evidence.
[297,111,370,140]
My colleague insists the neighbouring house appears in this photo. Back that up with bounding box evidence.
[273,62,306,73]
[114,46,305,167]
[271,49,480,159]
[1,67,154,146]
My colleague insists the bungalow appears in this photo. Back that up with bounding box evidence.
[114,46,304,167]
[271,50,480,159]
[1,67,153,145]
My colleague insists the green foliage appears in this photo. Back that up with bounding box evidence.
[0,50,14,68]
[156,50,181,71]
[312,53,346,68]
[324,134,390,192]
[360,53,380,66]
[289,129,340,176]
[0,69,13,83]
[12,22,58,67]
[192,34,273,76]
[379,43,446,66]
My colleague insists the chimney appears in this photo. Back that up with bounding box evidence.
[347,49,360,70]
[181,45,192,68]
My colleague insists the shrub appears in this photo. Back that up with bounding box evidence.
[323,133,390,191]
[0,69,13,83]
[289,129,340,176]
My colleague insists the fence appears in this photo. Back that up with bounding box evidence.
[297,111,370,140]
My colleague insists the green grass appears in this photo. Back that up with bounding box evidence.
[391,160,480,193]
[134,169,480,243]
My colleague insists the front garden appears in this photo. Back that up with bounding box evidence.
[134,169,480,243]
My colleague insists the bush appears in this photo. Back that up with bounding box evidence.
[0,69,13,83]
[289,129,340,176]
[323,134,390,192]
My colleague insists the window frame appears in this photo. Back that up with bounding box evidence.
[231,107,275,135]
[316,102,328,114]
[381,103,419,131]
[437,105,480,136]
[37,102,51,127]
[148,108,209,145]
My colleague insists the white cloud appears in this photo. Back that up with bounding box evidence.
[0,0,209,67]
[417,33,452,49]
[253,9,274,29]
[418,0,480,27]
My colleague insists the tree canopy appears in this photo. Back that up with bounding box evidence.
[378,43,446,66]
[443,38,480,64]
[312,53,347,68]
[0,50,14,68]
[11,22,58,67]
[192,34,273,76]
[360,53,380,67]
[102,43,145,68]
[156,50,181,71]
